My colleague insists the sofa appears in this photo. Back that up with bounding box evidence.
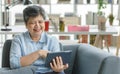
[1,40,120,74]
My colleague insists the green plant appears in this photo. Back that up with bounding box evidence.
[98,0,107,16]
[108,13,114,25]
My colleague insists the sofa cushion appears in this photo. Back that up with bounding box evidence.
[63,44,80,74]
[0,66,35,74]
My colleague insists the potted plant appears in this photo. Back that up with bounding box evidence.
[108,13,114,25]
[98,0,107,16]
[97,0,107,31]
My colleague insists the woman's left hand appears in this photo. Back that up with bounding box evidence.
[50,56,69,72]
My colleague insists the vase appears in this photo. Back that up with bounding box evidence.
[109,20,113,26]
[98,16,106,31]
[59,18,65,32]
[87,0,90,4]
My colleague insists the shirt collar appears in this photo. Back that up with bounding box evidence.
[39,31,47,43]
[26,31,47,43]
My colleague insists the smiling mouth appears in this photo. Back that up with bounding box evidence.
[33,29,41,32]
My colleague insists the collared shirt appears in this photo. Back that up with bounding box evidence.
[10,31,60,71]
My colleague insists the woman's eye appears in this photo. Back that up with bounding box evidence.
[39,20,44,24]
[29,22,35,25]
[28,20,44,25]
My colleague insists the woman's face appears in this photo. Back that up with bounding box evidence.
[26,15,45,37]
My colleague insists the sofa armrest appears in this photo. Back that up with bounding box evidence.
[75,43,120,74]
[99,56,120,74]
[0,68,10,71]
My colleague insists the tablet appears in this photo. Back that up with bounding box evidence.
[45,50,72,67]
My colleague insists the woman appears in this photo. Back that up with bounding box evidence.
[1,5,68,74]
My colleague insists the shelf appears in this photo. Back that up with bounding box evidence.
[1,0,119,26]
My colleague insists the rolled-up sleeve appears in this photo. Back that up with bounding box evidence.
[10,35,22,69]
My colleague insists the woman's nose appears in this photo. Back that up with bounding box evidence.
[35,22,40,27]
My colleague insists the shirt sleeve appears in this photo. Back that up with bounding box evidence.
[49,36,60,52]
[58,71,65,74]
[54,71,65,74]
[10,35,22,69]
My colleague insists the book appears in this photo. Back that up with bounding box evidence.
[45,51,72,67]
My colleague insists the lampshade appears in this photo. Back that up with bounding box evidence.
[23,0,33,5]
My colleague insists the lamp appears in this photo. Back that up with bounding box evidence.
[1,6,11,31]
[23,0,33,5]
[1,0,32,31]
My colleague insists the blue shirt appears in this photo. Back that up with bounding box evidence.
[10,31,60,71]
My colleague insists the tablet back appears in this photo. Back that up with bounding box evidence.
[45,51,72,67]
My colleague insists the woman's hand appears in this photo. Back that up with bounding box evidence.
[38,50,48,58]
[50,56,69,72]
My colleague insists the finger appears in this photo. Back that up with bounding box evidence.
[53,59,57,67]
[50,63,54,68]
[44,52,48,58]
[59,56,63,65]
[63,63,69,69]
[56,56,60,65]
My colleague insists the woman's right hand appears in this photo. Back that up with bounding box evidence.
[38,50,48,58]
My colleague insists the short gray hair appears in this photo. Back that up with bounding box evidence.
[23,5,46,24]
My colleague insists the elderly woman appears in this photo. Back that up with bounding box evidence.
[0,5,68,74]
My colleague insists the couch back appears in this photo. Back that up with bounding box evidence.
[2,40,12,68]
